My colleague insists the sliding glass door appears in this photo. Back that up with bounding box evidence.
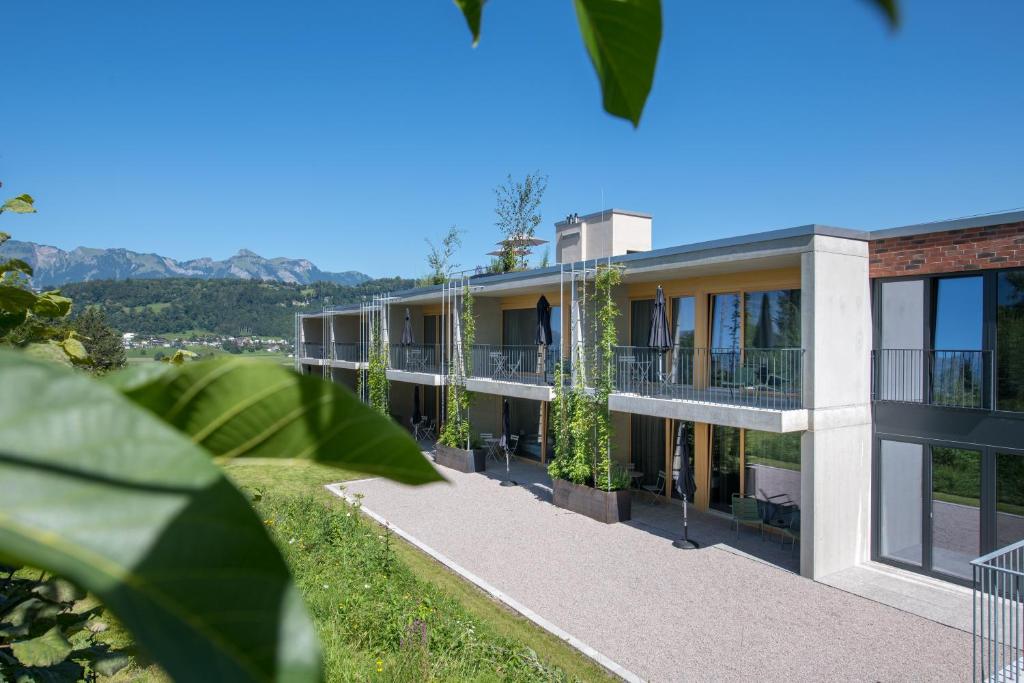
[875,439,1017,583]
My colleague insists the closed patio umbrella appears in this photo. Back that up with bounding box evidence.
[649,286,672,382]
[400,308,414,346]
[535,295,553,384]
[412,386,421,424]
[500,399,516,487]
[535,295,553,346]
[672,422,699,549]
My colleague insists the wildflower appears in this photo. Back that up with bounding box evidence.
[376,659,383,673]
[364,583,371,589]
[288,538,296,545]
[322,584,329,589]
[263,518,274,526]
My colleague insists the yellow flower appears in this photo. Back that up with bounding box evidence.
[376,659,383,673]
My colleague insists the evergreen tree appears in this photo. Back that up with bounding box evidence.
[73,306,126,373]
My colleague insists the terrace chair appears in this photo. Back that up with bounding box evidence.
[421,419,436,442]
[642,453,682,497]
[730,493,763,540]
[505,434,520,457]
[775,508,800,555]
[480,432,501,464]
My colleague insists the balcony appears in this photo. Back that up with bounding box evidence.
[390,344,444,374]
[608,346,806,432]
[872,349,991,410]
[300,342,326,360]
[465,344,558,401]
[333,342,367,364]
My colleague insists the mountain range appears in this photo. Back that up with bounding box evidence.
[0,240,370,287]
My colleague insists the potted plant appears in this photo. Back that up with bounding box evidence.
[435,285,484,473]
[547,266,632,523]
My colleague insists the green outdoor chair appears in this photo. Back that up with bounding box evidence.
[776,509,801,555]
[730,494,763,540]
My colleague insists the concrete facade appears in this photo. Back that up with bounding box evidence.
[800,235,873,579]
[294,207,1024,591]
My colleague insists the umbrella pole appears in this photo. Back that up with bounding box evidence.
[500,449,517,487]
[672,493,700,550]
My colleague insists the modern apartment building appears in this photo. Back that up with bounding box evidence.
[295,208,1024,588]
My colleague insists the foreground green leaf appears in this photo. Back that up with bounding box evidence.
[870,0,900,26]
[31,292,71,319]
[573,0,661,127]
[0,286,38,315]
[112,357,443,485]
[0,351,321,682]
[453,0,484,46]
[11,626,72,667]
[0,195,35,214]
[0,258,33,277]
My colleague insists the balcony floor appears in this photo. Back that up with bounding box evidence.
[330,456,969,682]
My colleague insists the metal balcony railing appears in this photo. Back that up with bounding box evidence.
[972,539,1024,682]
[872,349,992,410]
[390,344,444,374]
[301,342,325,360]
[611,346,804,410]
[333,342,367,363]
[469,344,558,386]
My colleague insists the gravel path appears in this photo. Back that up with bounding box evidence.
[334,459,971,682]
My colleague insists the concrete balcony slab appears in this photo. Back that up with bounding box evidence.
[465,377,554,402]
[386,369,447,386]
[609,392,809,433]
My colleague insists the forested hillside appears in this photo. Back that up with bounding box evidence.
[62,277,414,338]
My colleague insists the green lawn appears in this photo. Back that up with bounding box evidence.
[106,459,608,682]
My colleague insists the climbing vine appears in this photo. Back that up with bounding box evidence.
[439,285,474,448]
[548,264,624,489]
[367,313,389,416]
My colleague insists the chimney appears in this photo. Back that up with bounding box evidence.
[554,209,652,264]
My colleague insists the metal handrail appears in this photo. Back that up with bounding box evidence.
[872,348,992,410]
[301,342,325,360]
[468,344,557,386]
[972,539,1024,681]
[390,343,444,374]
[333,342,367,363]
[610,346,804,410]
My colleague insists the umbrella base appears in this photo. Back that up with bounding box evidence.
[500,480,517,487]
[672,538,700,550]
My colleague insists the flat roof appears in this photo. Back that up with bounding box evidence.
[869,208,1024,241]
[302,208,1024,318]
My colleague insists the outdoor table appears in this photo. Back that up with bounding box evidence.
[490,352,510,381]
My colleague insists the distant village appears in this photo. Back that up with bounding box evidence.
[121,332,293,357]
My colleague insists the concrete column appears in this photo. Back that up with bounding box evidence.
[800,235,873,580]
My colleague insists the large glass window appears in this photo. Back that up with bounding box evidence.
[930,447,981,580]
[744,290,801,348]
[933,276,983,350]
[996,452,1024,549]
[709,293,742,351]
[744,431,801,508]
[630,414,664,487]
[709,425,741,512]
[672,297,695,348]
[631,299,654,346]
[932,277,984,407]
[502,309,534,346]
[672,297,695,385]
[997,269,1024,411]
[879,440,924,567]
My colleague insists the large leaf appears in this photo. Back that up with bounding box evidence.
[0,351,321,682]
[110,357,443,485]
[0,258,33,277]
[11,626,72,667]
[0,286,38,315]
[453,0,484,46]
[870,0,900,27]
[573,0,661,127]
[0,194,36,214]
[31,292,71,319]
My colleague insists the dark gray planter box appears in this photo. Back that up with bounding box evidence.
[552,478,632,524]
[434,443,486,473]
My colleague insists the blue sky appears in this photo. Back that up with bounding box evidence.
[2,0,1022,278]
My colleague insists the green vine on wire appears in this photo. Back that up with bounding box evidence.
[548,265,624,489]
[439,285,474,448]
[367,313,389,416]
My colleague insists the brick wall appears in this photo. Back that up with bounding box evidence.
[869,220,1024,278]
